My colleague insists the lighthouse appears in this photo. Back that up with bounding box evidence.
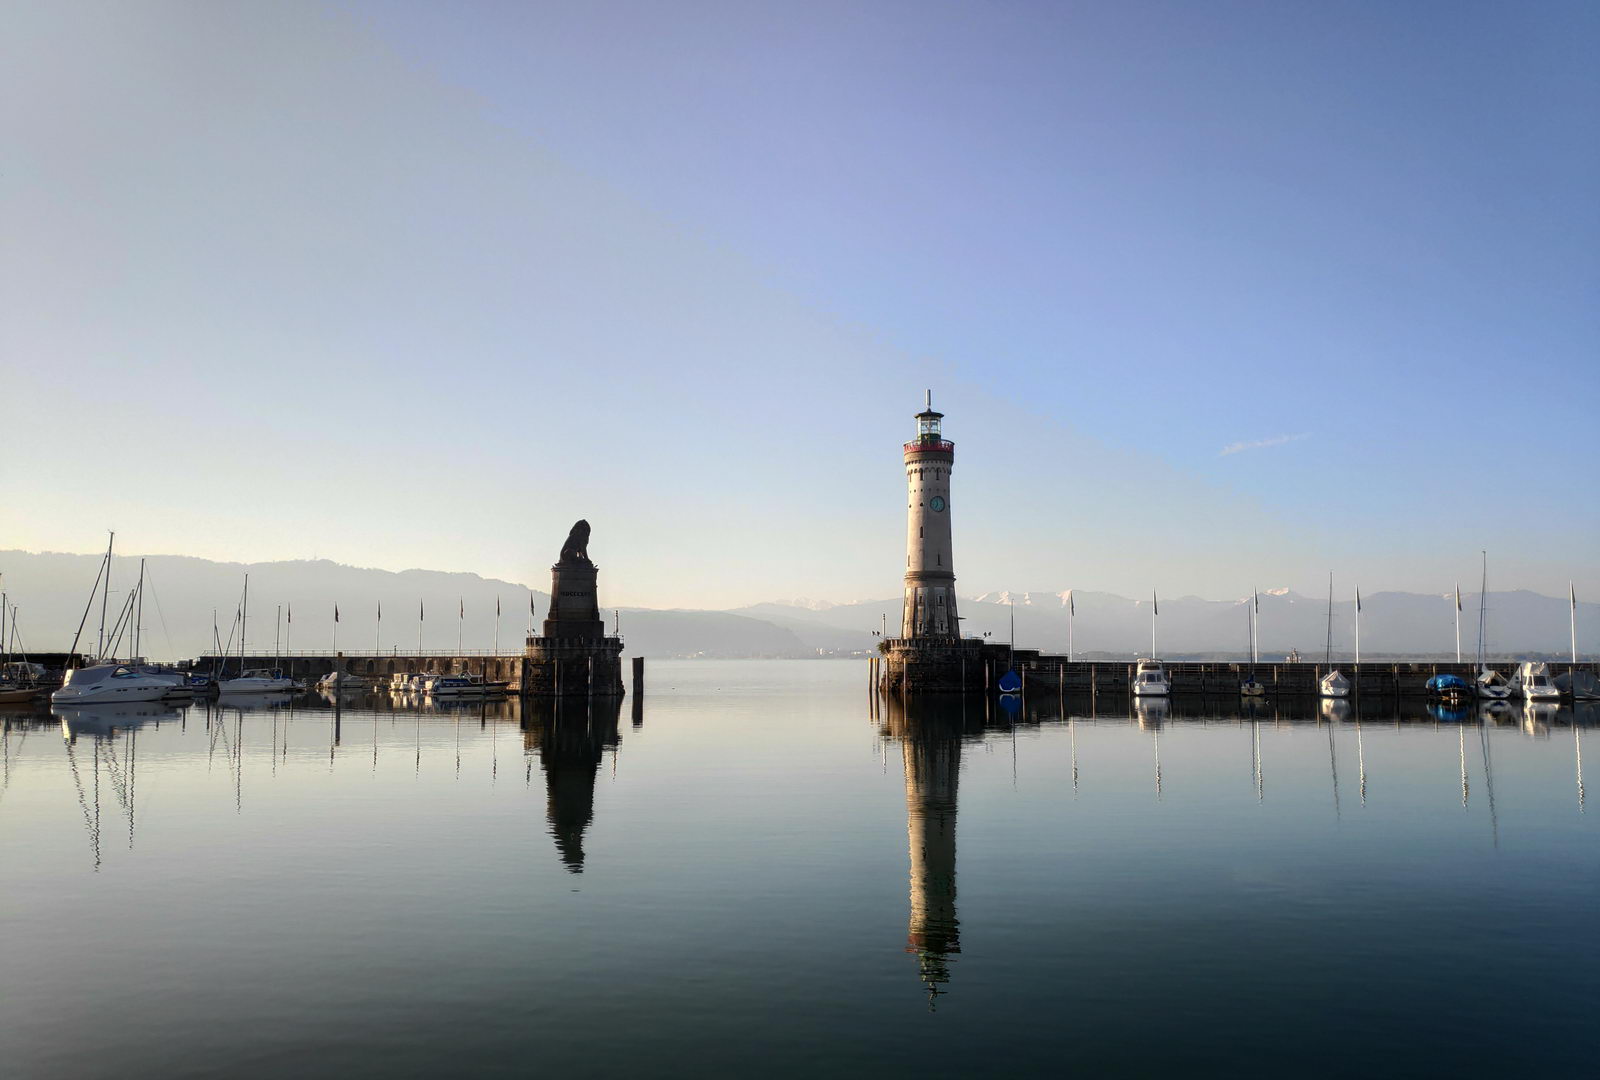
[902,392,960,638]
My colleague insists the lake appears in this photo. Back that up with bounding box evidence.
[2,660,1595,1077]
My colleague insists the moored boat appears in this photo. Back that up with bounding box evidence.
[1476,666,1512,701]
[1554,669,1600,701]
[317,671,372,692]
[1425,673,1472,704]
[220,668,297,695]
[51,663,173,705]
[1132,658,1169,697]
[1514,661,1560,701]
[1319,669,1350,698]
[426,673,509,697]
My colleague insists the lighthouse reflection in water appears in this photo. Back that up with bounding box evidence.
[881,696,968,1005]
[4,660,1597,1077]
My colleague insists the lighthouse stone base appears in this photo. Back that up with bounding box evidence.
[881,637,993,694]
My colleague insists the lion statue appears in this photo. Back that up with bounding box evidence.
[559,519,592,564]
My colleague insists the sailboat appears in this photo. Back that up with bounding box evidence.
[0,591,45,703]
[1318,573,1349,698]
[53,536,174,705]
[1474,554,1511,701]
[219,575,296,694]
[1241,592,1265,697]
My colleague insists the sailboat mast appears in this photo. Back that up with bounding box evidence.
[240,574,249,678]
[1477,552,1488,670]
[97,532,114,660]
[1325,572,1333,666]
[134,558,145,661]
[1354,587,1361,667]
[276,604,282,670]
[1151,590,1157,659]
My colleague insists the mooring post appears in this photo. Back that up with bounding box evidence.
[632,656,644,698]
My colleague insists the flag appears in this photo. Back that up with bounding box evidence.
[530,595,536,616]
[420,599,425,621]
[496,596,501,617]
[1253,590,1259,612]
[1068,591,1075,616]
[377,600,382,621]
[1356,588,1362,612]
[1573,581,1578,610]
[287,603,292,624]
[1455,584,1462,612]
[1152,590,1158,616]
[458,598,464,619]
[334,603,340,623]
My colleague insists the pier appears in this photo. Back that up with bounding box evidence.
[878,639,1598,697]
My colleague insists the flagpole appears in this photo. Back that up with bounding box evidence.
[1067,591,1074,663]
[376,600,382,654]
[1252,590,1259,665]
[1572,582,1579,665]
[418,599,424,655]
[332,603,339,655]
[1355,587,1361,666]
[1454,583,1462,664]
[457,598,463,655]
[1151,590,1157,659]
[494,595,501,656]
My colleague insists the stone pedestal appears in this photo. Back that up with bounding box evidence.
[881,637,988,694]
[544,561,605,641]
[525,554,624,697]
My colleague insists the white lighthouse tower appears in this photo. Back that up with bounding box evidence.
[902,392,960,638]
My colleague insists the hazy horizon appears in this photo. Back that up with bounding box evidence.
[4,2,1596,609]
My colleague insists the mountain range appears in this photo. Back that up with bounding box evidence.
[1,550,1592,661]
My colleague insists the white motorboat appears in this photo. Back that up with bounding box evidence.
[427,673,509,697]
[317,671,372,692]
[1515,661,1561,701]
[220,668,297,694]
[1476,667,1512,701]
[1132,658,1169,697]
[51,663,173,705]
[1319,669,1350,698]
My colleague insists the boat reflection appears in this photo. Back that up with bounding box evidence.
[57,702,183,740]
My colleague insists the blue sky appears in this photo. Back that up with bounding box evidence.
[3,1,1595,608]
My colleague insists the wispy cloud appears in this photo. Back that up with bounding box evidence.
[1219,432,1310,457]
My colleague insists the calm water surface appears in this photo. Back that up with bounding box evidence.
[2,661,1595,1077]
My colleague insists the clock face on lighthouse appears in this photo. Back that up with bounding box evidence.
[929,496,947,512]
